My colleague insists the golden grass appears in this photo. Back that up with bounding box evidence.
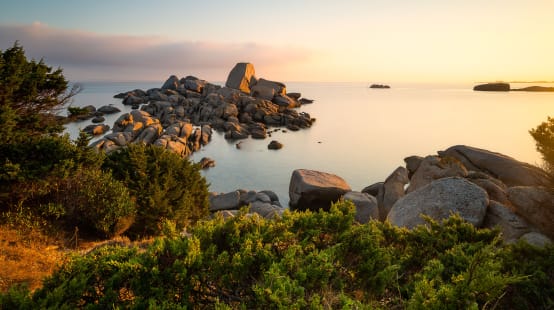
[0,224,155,293]
[0,225,68,292]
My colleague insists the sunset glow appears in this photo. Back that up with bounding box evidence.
[1,1,553,83]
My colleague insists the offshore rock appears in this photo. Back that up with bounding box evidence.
[473,83,510,91]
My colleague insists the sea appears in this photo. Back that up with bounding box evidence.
[64,81,554,205]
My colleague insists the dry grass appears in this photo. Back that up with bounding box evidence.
[0,225,67,292]
[0,224,155,293]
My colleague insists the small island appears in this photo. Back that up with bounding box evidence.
[369,84,391,89]
[473,82,554,92]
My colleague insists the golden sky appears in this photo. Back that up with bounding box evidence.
[1,1,553,82]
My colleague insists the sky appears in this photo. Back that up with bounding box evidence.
[0,0,553,83]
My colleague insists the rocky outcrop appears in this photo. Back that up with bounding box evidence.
[511,86,554,92]
[289,169,351,211]
[97,105,121,114]
[345,144,554,245]
[90,63,314,158]
[473,83,510,91]
[387,177,489,229]
[438,145,550,187]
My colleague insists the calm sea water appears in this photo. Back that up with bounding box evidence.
[65,81,554,205]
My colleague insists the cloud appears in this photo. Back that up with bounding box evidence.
[0,23,313,81]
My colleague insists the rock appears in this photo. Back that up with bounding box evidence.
[404,155,424,178]
[105,132,135,146]
[407,155,468,193]
[289,169,351,211]
[387,177,489,229]
[213,210,238,220]
[507,186,554,239]
[473,83,510,91]
[82,105,96,113]
[299,98,314,104]
[273,95,298,108]
[82,124,109,136]
[209,191,241,211]
[250,201,283,219]
[251,84,276,100]
[199,157,215,169]
[379,167,409,220]
[519,232,552,247]
[255,78,286,96]
[287,92,301,100]
[225,62,256,94]
[200,125,212,145]
[91,116,105,123]
[362,182,383,197]
[343,191,379,223]
[268,140,283,150]
[98,105,121,114]
[260,190,280,204]
[184,76,206,93]
[134,124,162,144]
[483,201,530,242]
[467,177,509,205]
[161,75,179,90]
[439,145,550,187]
[123,95,144,105]
[369,84,390,89]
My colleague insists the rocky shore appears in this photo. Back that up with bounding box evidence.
[212,145,553,247]
[86,63,315,157]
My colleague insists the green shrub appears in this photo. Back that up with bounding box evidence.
[103,143,209,238]
[67,106,89,117]
[530,116,554,176]
[6,203,549,309]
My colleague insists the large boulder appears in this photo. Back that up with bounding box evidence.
[387,177,489,229]
[82,124,109,136]
[507,186,554,239]
[97,105,121,114]
[439,145,550,187]
[289,169,351,211]
[343,191,379,223]
[225,63,256,94]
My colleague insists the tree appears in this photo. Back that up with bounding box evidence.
[0,42,80,143]
[530,116,554,175]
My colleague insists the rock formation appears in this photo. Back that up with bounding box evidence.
[289,169,351,211]
[90,63,315,159]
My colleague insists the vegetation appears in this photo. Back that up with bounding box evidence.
[530,116,554,176]
[104,143,209,238]
[1,204,552,309]
[0,43,209,240]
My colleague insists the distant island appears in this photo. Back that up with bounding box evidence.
[473,82,554,92]
[369,84,390,89]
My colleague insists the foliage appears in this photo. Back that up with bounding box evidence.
[66,106,89,117]
[5,203,551,309]
[103,143,209,238]
[0,42,79,143]
[530,116,554,176]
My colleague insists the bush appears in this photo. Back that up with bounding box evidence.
[103,143,209,238]
[6,203,550,309]
[530,116,554,176]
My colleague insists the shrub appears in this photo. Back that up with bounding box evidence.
[6,203,549,309]
[530,116,554,176]
[103,143,209,238]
